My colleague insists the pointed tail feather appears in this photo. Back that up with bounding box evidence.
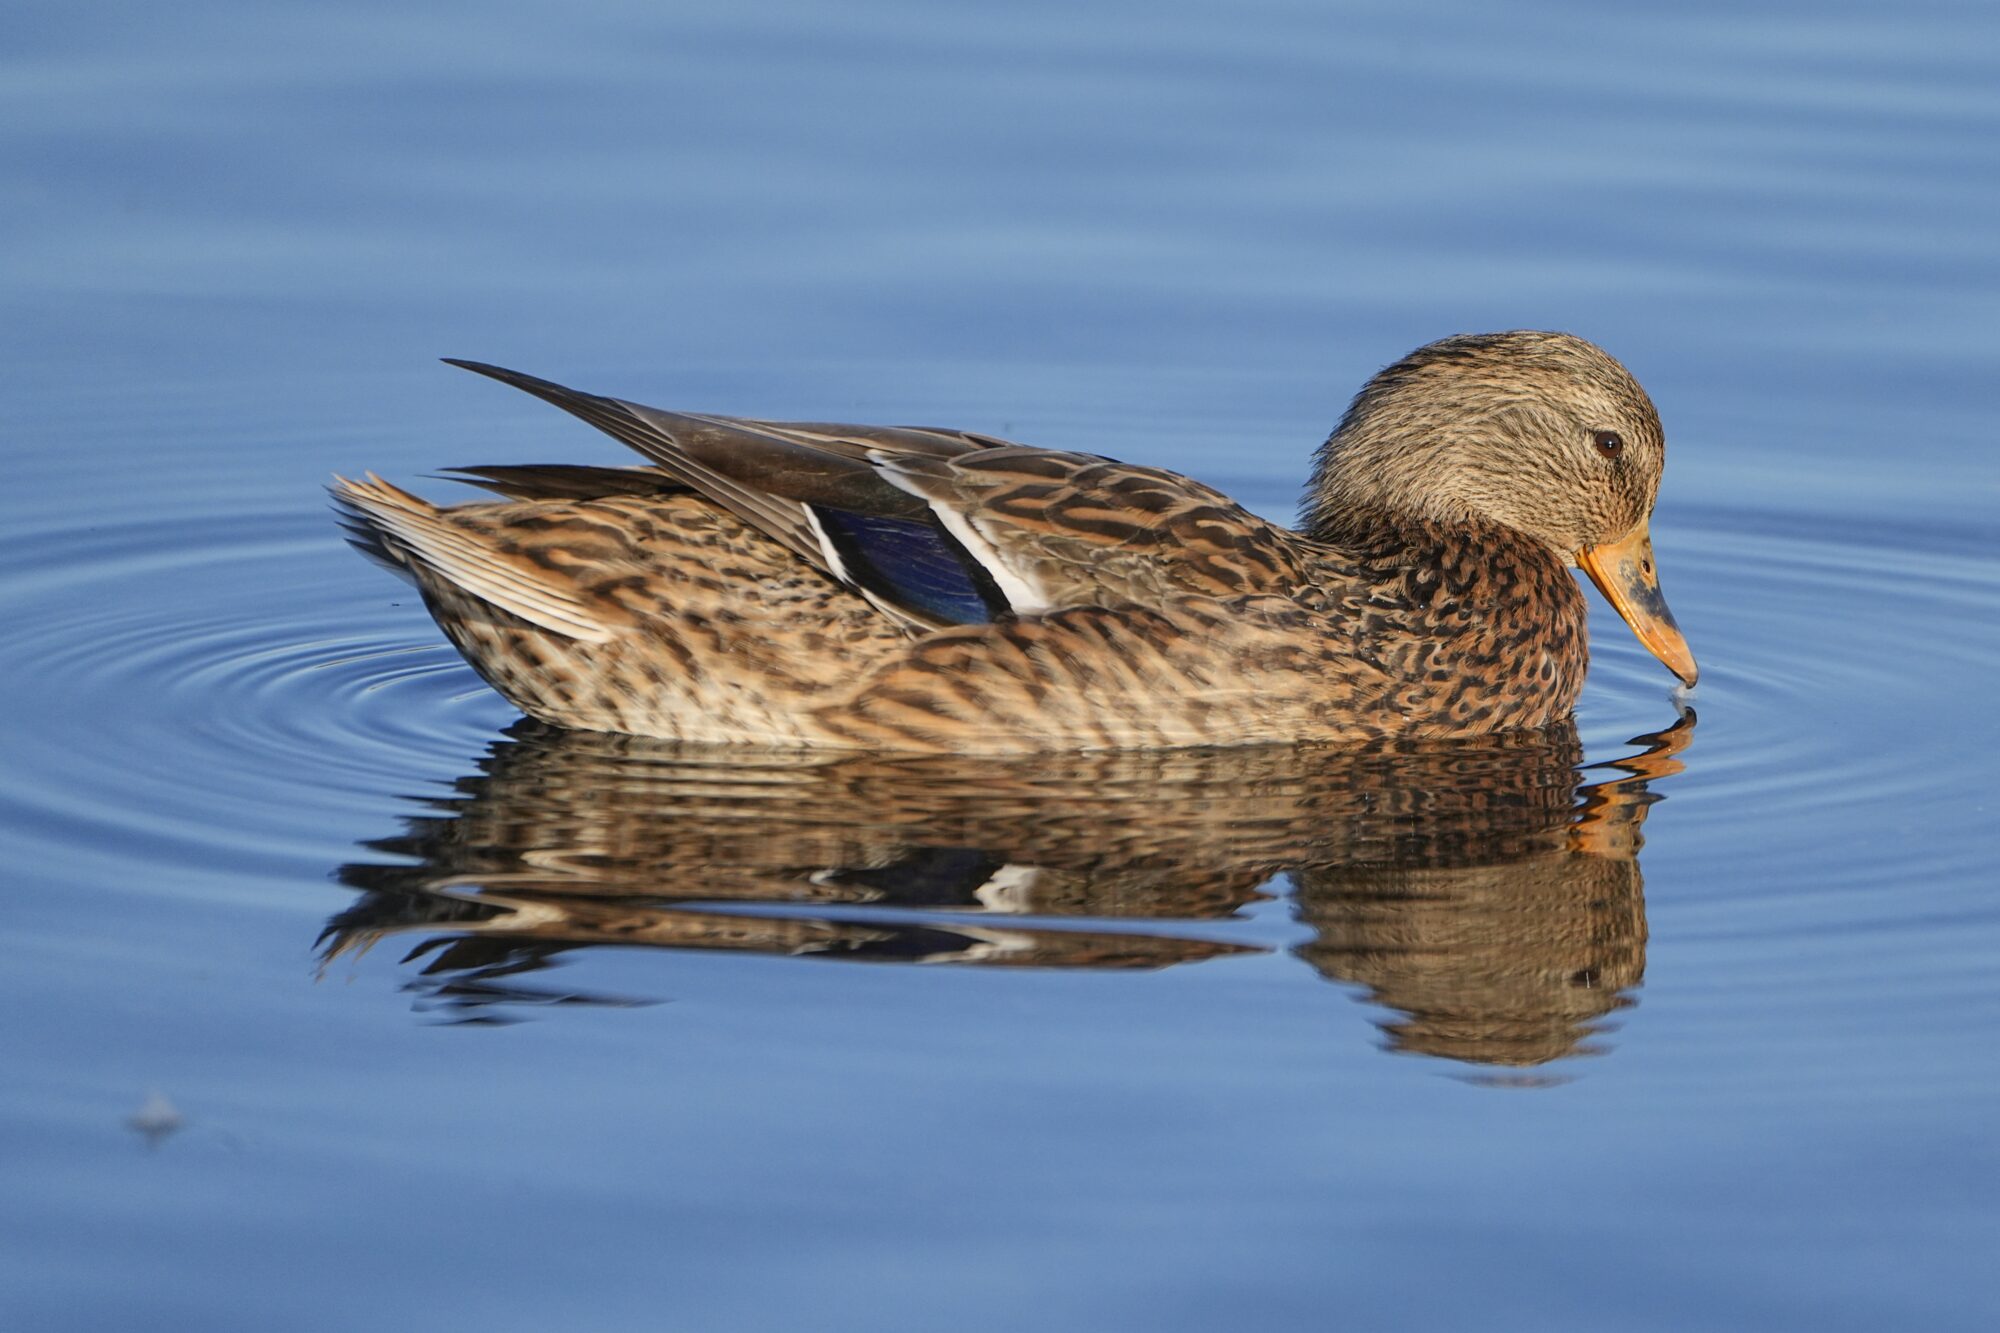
[329,473,630,642]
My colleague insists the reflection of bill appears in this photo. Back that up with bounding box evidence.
[326,711,1692,1066]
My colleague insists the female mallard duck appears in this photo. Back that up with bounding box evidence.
[333,331,1695,751]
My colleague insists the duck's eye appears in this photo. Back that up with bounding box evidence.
[1592,430,1624,459]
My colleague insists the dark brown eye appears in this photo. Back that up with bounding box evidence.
[1592,430,1624,458]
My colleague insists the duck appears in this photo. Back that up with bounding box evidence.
[331,331,1696,752]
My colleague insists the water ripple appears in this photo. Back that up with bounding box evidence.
[1589,504,1999,919]
[2,499,1993,902]
[0,510,510,878]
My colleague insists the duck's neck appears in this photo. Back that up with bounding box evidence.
[1310,506,1581,615]
[1305,504,1528,562]
[1305,505,1590,730]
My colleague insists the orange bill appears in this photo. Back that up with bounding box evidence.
[1577,519,1698,686]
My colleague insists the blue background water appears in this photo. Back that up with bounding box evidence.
[4,2,1998,1328]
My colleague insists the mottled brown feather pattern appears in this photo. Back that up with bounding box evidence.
[876,448,1313,610]
[334,332,1684,750]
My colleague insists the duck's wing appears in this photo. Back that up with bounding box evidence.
[438,464,681,502]
[864,447,1310,612]
[445,361,1306,628]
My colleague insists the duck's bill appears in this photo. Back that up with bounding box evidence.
[1578,520,1699,686]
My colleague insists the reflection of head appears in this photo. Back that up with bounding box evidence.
[1296,856,1646,1067]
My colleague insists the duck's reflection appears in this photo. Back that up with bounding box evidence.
[325,711,1691,1065]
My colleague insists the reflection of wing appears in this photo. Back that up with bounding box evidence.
[326,712,1695,1061]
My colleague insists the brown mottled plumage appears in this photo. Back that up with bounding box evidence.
[332,332,1695,750]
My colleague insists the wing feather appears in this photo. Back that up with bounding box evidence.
[440,361,1307,626]
[871,449,1309,610]
[438,464,681,502]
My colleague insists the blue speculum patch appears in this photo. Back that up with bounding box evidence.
[811,506,1008,624]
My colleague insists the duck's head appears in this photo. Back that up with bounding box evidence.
[1303,330,1697,686]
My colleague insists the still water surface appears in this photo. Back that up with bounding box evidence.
[4,2,1998,1329]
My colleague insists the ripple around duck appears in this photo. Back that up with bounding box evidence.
[2,500,1994,900]
[0,509,512,880]
[1581,503,2000,908]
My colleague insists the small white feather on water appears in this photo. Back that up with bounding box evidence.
[126,1090,183,1147]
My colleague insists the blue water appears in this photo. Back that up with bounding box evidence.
[5,2,1999,1328]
